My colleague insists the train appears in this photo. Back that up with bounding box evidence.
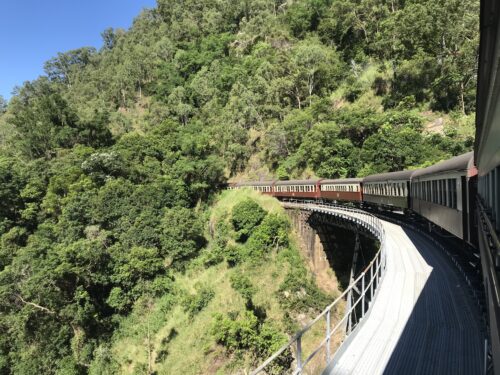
[230,151,477,245]
[475,0,500,371]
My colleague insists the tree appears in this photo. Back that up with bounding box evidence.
[44,47,97,85]
[0,95,7,113]
[297,122,358,178]
[231,199,267,242]
[160,207,205,266]
[289,38,344,108]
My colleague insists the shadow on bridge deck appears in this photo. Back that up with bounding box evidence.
[325,223,485,375]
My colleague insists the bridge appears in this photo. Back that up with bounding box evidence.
[252,201,486,374]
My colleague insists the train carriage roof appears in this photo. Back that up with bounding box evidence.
[274,179,320,185]
[321,178,363,184]
[363,170,416,183]
[412,152,474,179]
[235,181,274,187]
[475,0,500,175]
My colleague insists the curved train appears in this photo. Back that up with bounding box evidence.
[230,151,477,245]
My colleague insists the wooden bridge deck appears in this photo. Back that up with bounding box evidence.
[323,219,485,375]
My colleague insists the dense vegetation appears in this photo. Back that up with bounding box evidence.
[0,0,478,373]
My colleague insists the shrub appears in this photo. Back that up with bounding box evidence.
[224,244,243,267]
[277,268,331,313]
[182,285,215,318]
[246,214,290,260]
[231,199,267,242]
[211,310,292,373]
[201,245,225,267]
[230,273,256,301]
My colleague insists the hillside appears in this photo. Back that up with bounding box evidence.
[0,0,479,373]
[100,189,345,374]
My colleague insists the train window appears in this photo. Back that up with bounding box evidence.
[443,180,447,206]
[446,178,453,207]
[443,180,447,205]
[441,180,448,206]
[442,180,447,206]
[437,180,442,205]
[451,179,457,209]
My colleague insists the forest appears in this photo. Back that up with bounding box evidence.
[0,0,478,373]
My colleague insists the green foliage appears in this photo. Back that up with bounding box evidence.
[231,199,267,242]
[246,214,290,260]
[230,273,256,301]
[182,285,215,318]
[211,310,290,367]
[224,244,243,267]
[277,267,331,314]
[160,207,206,266]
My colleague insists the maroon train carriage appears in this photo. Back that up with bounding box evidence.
[232,181,275,195]
[319,178,363,202]
[273,179,322,200]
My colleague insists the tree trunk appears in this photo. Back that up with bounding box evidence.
[460,81,465,114]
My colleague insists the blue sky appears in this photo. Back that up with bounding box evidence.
[0,0,157,100]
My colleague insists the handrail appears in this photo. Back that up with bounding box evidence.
[477,199,500,306]
[251,200,387,375]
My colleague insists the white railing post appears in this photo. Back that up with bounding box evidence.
[361,273,366,316]
[370,264,374,300]
[326,309,331,362]
[296,335,303,374]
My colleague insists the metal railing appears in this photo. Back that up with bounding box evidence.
[477,199,500,374]
[251,200,386,375]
